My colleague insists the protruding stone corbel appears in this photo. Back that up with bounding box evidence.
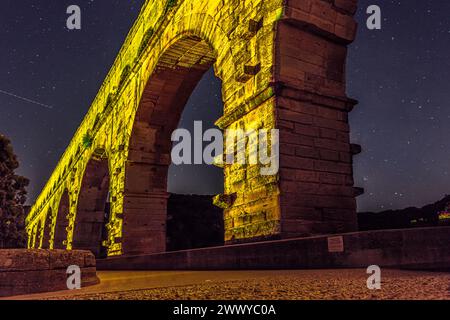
[235,63,261,83]
[213,193,237,209]
[249,18,263,34]
[354,187,365,197]
[238,17,263,40]
[346,98,359,112]
[350,143,362,155]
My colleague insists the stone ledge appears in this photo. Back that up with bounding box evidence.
[0,250,99,298]
[97,227,450,271]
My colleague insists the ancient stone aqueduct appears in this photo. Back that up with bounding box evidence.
[26,0,361,258]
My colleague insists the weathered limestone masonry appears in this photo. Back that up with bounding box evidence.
[26,0,360,258]
[0,250,99,297]
[275,0,361,237]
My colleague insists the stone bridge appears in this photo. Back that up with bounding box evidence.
[26,0,361,258]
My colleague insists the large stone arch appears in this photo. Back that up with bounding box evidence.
[30,226,37,249]
[72,156,111,258]
[35,218,45,249]
[53,191,70,249]
[122,35,219,255]
[27,0,361,258]
[41,208,53,248]
[106,6,272,256]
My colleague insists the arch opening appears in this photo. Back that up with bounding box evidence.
[53,191,70,249]
[73,157,110,258]
[41,209,52,249]
[123,35,225,255]
[166,67,225,251]
[35,219,44,249]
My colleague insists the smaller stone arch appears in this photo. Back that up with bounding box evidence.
[35,218,45,249]
[73,156,111,258]
[41,208,53,249]
[26,227,32,248]
[30,224,38,249]
[121,32,219,255]
[53,191,70,249]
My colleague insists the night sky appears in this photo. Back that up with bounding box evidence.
[0,1,449,212]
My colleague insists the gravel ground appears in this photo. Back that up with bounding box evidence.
[44,269,450,300]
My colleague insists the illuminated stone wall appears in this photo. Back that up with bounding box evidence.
[26,0,360,257]
[276,0,361,236]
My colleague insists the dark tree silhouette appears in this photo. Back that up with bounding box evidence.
[0,134,29,248]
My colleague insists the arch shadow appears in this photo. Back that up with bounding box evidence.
[53,191,70,249]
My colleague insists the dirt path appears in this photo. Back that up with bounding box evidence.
[6,269,450,300]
